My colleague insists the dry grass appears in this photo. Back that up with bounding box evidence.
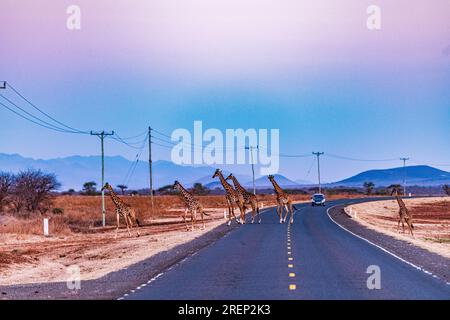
[0,193,364,236]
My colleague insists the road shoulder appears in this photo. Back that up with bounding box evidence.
[329,204,450,285]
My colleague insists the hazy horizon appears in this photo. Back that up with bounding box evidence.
[1,0,449,183]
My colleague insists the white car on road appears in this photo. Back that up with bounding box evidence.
[311,193,326,206]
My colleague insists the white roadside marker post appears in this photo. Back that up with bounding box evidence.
[223,210,227,220]
[43,218,49,237]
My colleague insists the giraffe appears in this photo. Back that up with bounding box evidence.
[173,180,210,230]
[212,169,246,225]
[101,182,140,238]
[225,173,261,224]
[267,175,298,224]
[390,185,414,236]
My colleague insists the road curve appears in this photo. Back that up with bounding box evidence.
[124,198,450,300]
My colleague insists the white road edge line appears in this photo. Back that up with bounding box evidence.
[326,203,450,286]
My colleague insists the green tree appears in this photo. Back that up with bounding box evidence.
[363,181,375,195]
[117,184,128,195]
[82,181,97,195]
[191,183,209,195]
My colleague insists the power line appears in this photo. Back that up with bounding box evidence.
[0,100,81,133]
[325,153,399,162]
[0,95,86,134]
[5,82,89,134]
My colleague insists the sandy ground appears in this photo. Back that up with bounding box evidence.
[346,197,450,259]
[0,208,227,286]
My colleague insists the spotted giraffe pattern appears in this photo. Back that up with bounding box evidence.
[102,182,140,238]
[212,169,246,225]
[173,180,209,230]
[226,173,261,224]
[392,187,414,236]
[268,175,296,224]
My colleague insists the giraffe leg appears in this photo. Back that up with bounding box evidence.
[128,215,139,237]
[283,205,289,223]
[278,204,283,224]
[401,220,405,233]
[125,214,132,237]
[182,208,188,230]
[256,201,261,224]
[240,203,246,224]
[132,212,140,237]
[288,203,294,224]
[231,205,240,224]
[190,210,194,231]
[406,219,414,236]
[397,219,401,233]
[193,209,198,231]
[250,202,256,224]
[201,209,205,230]
[114,210,120,239]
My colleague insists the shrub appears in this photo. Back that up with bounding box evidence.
[52,207,64,215]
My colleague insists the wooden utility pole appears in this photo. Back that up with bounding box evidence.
[90,130,114,227]
[312,152,324,194]
[400,157,410,196]
[148,126,154,214]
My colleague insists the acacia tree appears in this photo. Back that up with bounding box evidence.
[363,181,375,195]
[191,183,210,195]
[117,184,128,195]
[82,181,97,195]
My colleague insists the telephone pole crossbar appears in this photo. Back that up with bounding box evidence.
[90,130,114,227]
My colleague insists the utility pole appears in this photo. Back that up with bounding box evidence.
[245,145,258,195]
[90,130,114,227]
[148,126,154,215]
[312,152,324,194]
[400,157,410,196]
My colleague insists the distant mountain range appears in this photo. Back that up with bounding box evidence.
[0,153,448,190]
[333,165,450,187]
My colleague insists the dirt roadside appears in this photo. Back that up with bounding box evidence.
[0,209,244,299]
[346,197,450,258]
[329,199,450,285]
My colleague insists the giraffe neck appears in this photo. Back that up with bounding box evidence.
[231,176,247,194]
[395,194,407,210]
[107,188,123,207]
[270,178,285,196]
[217,172,233,193]
[176,183,193,201]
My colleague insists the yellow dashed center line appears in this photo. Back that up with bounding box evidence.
[287,222,297,291]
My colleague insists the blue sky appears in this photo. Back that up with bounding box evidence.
[0,0,449,182]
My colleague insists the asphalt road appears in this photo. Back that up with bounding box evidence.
[124,198,450,300]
